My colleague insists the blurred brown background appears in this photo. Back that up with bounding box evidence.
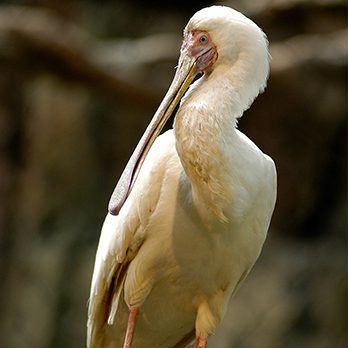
[0,0,346,347]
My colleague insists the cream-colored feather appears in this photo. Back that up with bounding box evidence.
[88,6,276,348]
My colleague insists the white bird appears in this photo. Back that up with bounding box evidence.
[87,6,277,348]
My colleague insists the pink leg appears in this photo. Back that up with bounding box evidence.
[194,335,208,348]
[123,307,139,348]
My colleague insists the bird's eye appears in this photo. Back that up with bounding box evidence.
[199,35,208,44]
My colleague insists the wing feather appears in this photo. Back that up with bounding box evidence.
[87,131,176,348]
[87,211,140,348]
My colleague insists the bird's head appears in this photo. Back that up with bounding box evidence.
[180,6,269,89]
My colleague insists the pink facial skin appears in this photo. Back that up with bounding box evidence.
[181,31,218,74]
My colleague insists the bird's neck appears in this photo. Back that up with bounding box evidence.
[174,64,263,224]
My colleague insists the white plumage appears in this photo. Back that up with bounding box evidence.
[88,6,277,348]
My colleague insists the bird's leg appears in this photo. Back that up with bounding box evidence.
[123,307,139,348]
[194,335,208,348]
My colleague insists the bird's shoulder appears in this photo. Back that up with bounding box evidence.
[224,130,276,220]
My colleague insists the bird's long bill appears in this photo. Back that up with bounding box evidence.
[108,54,198,215]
